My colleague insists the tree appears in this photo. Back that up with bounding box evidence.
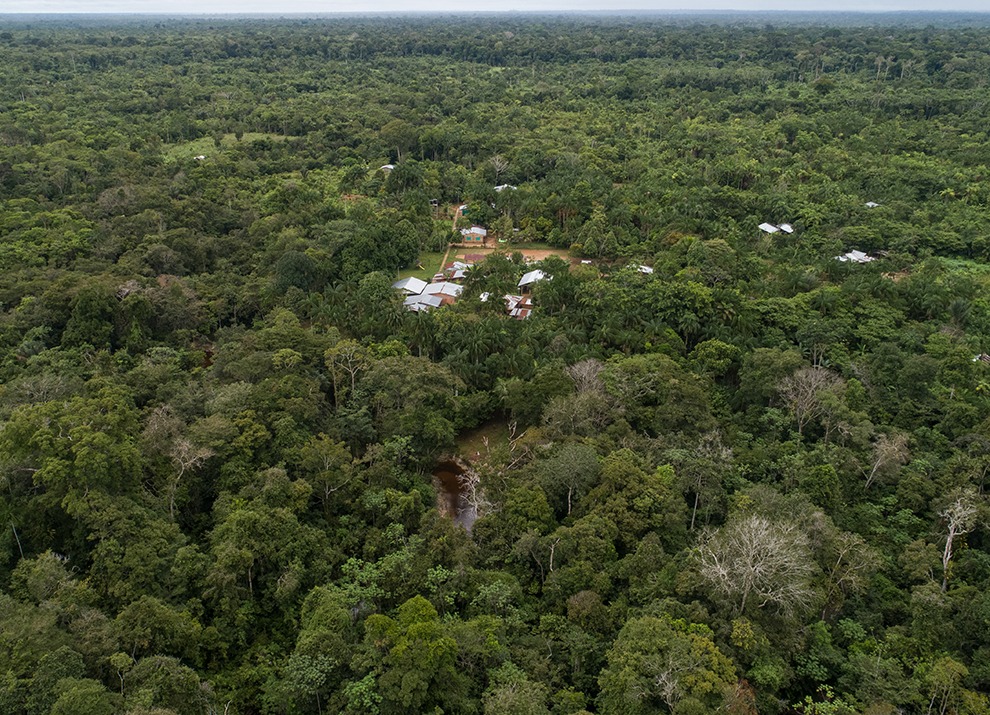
[536,443,601,516]
[696,514,818,616]
[50,678,122,715]
[490,154,510,183]
[919,656,970,715]
[864,432,910,489]
[24,646,85,715]
[584,449,686,553]
[777,367,846,436]
[142,405,213,520]
[114,596,201,661]
[598,615,735,714]
[297,434,358,516]
[126,656,213,715]
[357,355,463,457]
[205,468,332,631]
[325,339,369,409]
[939,488,982,592]
[275,585,359,713]
[358,596,468,714]
[665,431,732,531]
[482,663,551,715]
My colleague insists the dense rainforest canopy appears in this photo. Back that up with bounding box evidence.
[1,13,990,715]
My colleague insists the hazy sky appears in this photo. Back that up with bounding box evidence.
[3,0,989,14]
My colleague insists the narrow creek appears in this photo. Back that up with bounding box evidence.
[433,458,479,532]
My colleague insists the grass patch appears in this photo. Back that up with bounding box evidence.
[399,251,446,281]
[163,132,295,162]
[456,418,513,461]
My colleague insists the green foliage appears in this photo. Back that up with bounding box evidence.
[598,615,735,714]
[0,16,989,715]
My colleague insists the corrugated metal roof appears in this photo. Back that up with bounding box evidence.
[518,269,546,287]
[422,282,463,297]
[393,277,428,294]
[403,293,444,311]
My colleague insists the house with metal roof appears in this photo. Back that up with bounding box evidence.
[403,294,444,312]
[393,277,428,295]
[759,222,794,234]
[835,250,875,264]
[518,269,547,289]
[460,226,488,243]
[422,282,464,298]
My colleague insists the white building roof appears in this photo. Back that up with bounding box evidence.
[393,277,428,295]
[518,269,547,287]
[779,223,794,234]
[635,264,655,274]
[865,201,880,208]
[403,294,444,311]
[758,222,780,234]
[421,281,463,297]
[460,225,487,237]
[494,184,517,191]
[836,250,875,264]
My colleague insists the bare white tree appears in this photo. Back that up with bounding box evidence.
[697,514,818,616]
[490,154,509,183]
[167,438,214,519]
[819,529,878,619]
[864,432,910,489]
[777,367,845,436]
[324,339,368,409]
[940,488,981,592]
[566,358,605,394]
[458,467,491,531]
[143,405,213,519]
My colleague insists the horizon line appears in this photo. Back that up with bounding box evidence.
[3,8,990,14]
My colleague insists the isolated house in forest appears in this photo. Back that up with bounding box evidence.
[759,222,794,234]
[835,250,875,264]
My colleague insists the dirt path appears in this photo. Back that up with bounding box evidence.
[451,203,463,233]
[438,243,453,276]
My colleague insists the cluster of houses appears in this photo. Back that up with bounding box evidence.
[755,218,879,265]
[392,255,488,313]
[393,276,464,312]
[393,259,551,320]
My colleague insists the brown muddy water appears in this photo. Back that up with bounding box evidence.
[433,459,478,531]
